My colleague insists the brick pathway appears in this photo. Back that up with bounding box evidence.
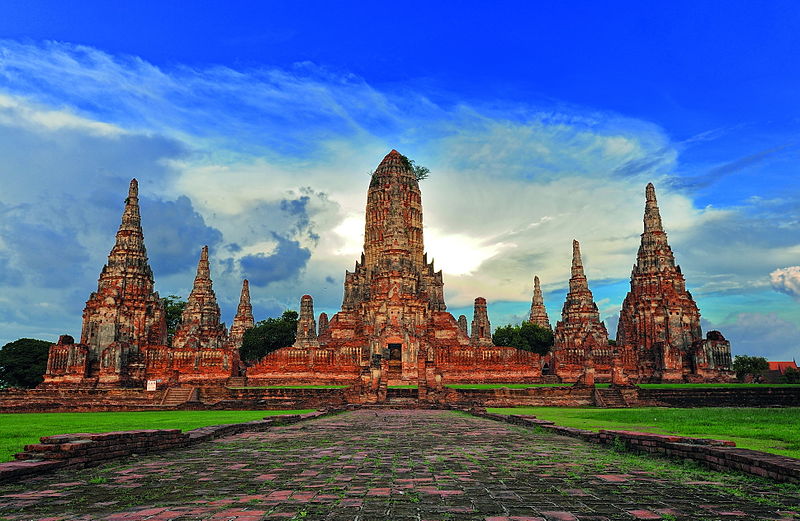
[1,410,798,520]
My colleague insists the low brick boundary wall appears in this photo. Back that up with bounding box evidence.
[0,411,332,483]
[635,387,800,407]
[475,411,800,483]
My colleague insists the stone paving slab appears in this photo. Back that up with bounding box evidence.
[0,409,798,520]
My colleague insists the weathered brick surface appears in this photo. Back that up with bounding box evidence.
[528,275,551,330]
[483,412,800,484]
[616,183,734,382]
[552,240,626,384]
[0,412,328,483]
[1,410,796,520]
[248,150,541,391]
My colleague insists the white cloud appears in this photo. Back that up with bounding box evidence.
[770,266,800,301]
[0,38,797,348]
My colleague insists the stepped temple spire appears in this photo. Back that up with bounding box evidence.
[552,240,609,381]
[457,315,469,337]
[558,240,606,329]
[295,295,318,347]
[172,246,227,349]
[342,149,445,313]
[471,297,493,346]
[616,183,713,380]
[363,149,424,269]
[317,312,329,337]
[80,178,166,359]
[528,275,551,331]
[228,279,254,349]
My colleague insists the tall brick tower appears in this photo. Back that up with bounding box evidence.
[552,240,610,382]
[79,179,166,382]
[227,279,254,350]
[248,150,543,388]
[616,183,703,381]
[528,275,552,331]
[326,150,451,381]
[172,246,227,349]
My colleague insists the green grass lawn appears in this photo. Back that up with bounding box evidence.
[0,410,312,462]
[446,383,572,389]
[228,385,349,389]
[637,383,800,389]
[487,406,800,459]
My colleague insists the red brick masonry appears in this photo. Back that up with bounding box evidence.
[479,412,800,483]
[0,411,329,484]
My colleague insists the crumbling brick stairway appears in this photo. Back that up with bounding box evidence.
[160,387,197,407]
[595,387,628,408]
[226,377,247,387]
[386,387,418,404]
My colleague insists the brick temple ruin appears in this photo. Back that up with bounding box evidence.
[41,150,733,394]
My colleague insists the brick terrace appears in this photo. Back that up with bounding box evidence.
[1,410,798,520]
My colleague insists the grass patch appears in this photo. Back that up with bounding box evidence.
[0,409,312,462]
[445,383,573,389]
[637,383,800,389]
[487,406,800,459]
[227,385,349,389]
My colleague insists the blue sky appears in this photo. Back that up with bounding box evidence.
[0,1,798,360]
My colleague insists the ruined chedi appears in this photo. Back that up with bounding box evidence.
[616,183,731,381]
[470,297,493,346]
[248,150,542,386]
[227,279,254,349]
[44,179,167,386]
[552,240,611,382]
[295,295,319,348]
[171,246,228,350]
[528,275,552,331]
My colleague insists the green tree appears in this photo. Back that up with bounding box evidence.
[399,154,430,181]
[240,310,299,363]
[782,366,800,384]
[0,338,52,388]
[492,322,554,355]
[732,354,769,382]
[162,295,187,346]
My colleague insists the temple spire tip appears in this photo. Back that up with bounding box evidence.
[128,178,138,198]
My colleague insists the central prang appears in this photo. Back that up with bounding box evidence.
[248,149,534,388]
[339,150,446,376]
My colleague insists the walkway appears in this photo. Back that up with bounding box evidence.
[1,409,798,520]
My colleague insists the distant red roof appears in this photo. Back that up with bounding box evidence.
[768,361,798,374]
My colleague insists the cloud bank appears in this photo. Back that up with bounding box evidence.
[0,39,797,362]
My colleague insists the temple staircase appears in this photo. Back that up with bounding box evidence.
[226,377,247,388]
[386,387,419,405]
[595,387,628,408]
[160,387,197,407]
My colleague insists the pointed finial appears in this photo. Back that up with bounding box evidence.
[239,279,250,303]
[534,275,541,289]
[128,178,138,199]
[572,239,582,267]
[646,182,656,202]
[643,183,664,233]
[193,245,211,282]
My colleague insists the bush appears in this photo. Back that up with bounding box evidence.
[240,310,298,363]
[732,354,769,382]
[492,322,554,355]
[782,366,800,384]
[0,338,52,388]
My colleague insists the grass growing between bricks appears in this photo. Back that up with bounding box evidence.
[1,410,798,520]
[0,409,313,462]
[488,406,800,459]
